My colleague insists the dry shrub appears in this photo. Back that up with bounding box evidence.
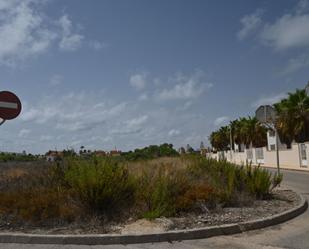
[176,181,216,211]
[0,155,282,224]
[0,188,81,224]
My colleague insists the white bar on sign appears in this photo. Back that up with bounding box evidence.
[0,101,18,109]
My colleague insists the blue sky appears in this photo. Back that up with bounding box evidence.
[0,0,308,153]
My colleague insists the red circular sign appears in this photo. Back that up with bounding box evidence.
[0,91,22,120]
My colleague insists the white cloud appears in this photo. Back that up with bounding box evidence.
[214,116,230,127]
[20,92,127,132]
[279,54,309,75]
[40,135,52,141]
[238,1,309,74]
[155,71,213,101]
[18,128,30,137]
[89,40,106,50]
[20,107,40,122]
[111,115,148,135]
[49,74,63,86]
[130,73,146,90]
[252,92,287,108]
[176,101,193,111]
[261,13,309,50]
[0,0,90,65]
[183,101,192,109]
[0,0,56,65]
[168,129,180,137]
[58,14,84,51]
[126,115,148,127]
[239,1,309,51]
[138,93,148,101]
[296,0,309,14]
[237,9,263,40]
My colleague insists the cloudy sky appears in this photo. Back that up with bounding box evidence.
[1,0,309,153]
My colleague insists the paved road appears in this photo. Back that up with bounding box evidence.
[1,168,308,249]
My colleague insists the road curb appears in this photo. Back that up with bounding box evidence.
[0,193,307,245]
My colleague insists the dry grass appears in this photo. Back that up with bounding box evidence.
[0,155,282,227]
[127,156,193,175]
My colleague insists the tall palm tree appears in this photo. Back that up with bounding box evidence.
[274,89,309,145]
[250,117,268,148]
[230,117,267,149]
[211,117,267,152]
[209,126,230,151]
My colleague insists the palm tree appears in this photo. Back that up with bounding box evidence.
[230,117,267,149]
[209,126,230,151]
[274,89,309,145]
[211,116,268,152]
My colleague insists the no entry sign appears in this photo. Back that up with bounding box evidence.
[0,91,22,120]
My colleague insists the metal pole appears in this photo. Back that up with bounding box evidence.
[229,125,233,161]
[275,128,280,175]
[0,119,5,126]
[306,81,309,95]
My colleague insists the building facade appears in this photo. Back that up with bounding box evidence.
[208,141,309,171]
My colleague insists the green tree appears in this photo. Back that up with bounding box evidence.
[274,89,309,145]
[209,126,230,151]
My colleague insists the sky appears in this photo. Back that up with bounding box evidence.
[0,0,309,154]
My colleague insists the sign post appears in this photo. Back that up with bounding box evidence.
[255,105,280,175]
[0,91,22,125]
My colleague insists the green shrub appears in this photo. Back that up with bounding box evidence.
[64,157,136,215]
[136,166,189,218]
[186,157,280,204]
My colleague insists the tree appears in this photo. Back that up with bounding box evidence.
[211,117,268,152]
[122,143,179,161]
[209,126,230,151]
[274,89,309,144]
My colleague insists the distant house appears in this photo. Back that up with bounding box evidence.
[178,147,186,154]
[109,150,121,157]
[45,151,63,162]
[94,150,107,157]
[200,148,208,156]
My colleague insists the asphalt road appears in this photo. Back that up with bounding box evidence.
[1,168,308,249]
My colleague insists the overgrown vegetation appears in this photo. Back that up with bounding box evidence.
[121,143,179,161]
[0,155,282,227]
[0,152,38,162]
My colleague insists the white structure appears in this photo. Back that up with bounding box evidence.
[208,142,309,171]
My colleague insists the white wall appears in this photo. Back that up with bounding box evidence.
[207,142,309,171]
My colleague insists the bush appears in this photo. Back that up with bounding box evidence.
[0,167,80,225]
[0,188,79,224]
[136,165,190,218]
[64,157,136,215]
[176,181,216,211]
[136,162,219,218]
[185,156,280,205]
[0,155,283,225]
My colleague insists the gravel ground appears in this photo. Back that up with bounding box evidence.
[168,189,300,231]
[0,189,300,235]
